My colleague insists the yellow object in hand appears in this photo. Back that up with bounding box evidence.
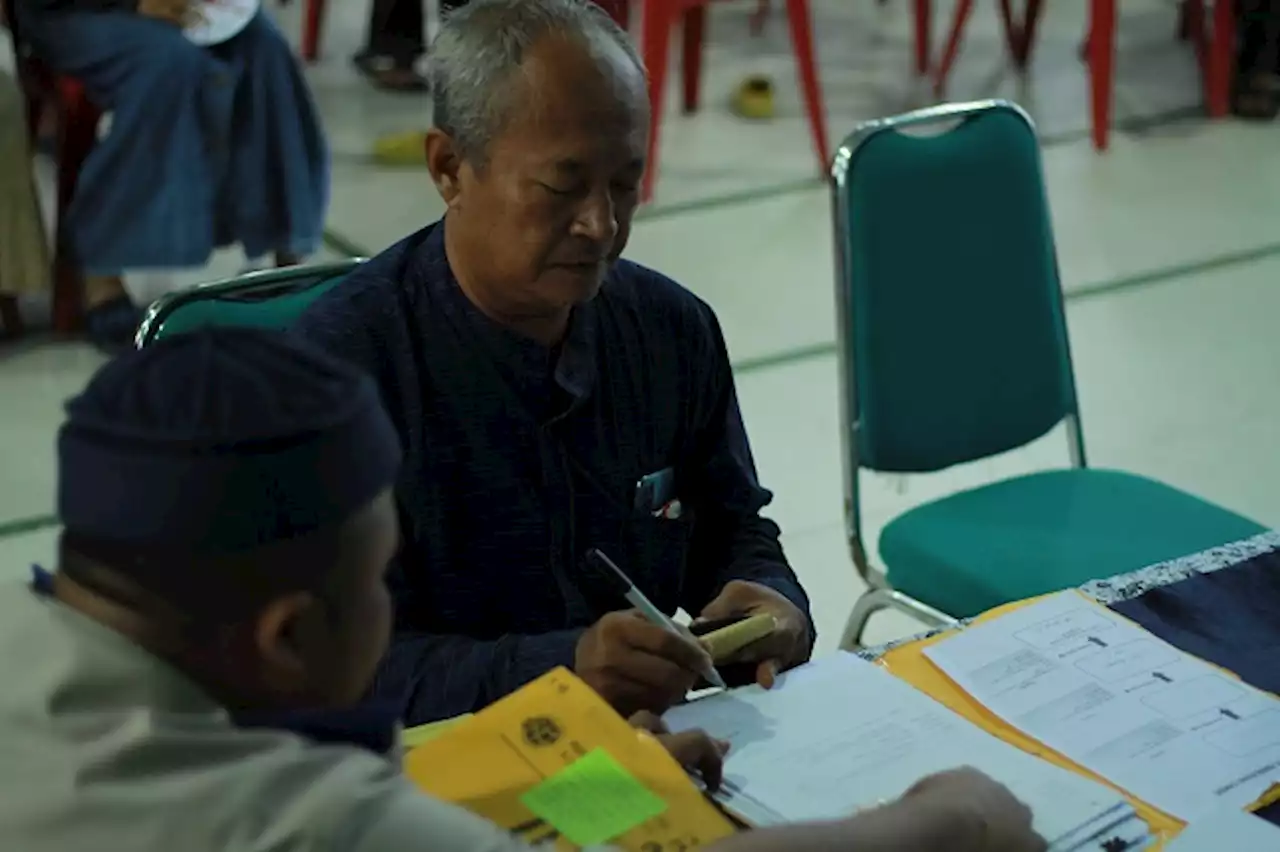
[699,614,778,663]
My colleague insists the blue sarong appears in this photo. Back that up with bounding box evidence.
[15,8,329,274]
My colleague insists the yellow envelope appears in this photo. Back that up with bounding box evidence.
[403,667,737,851]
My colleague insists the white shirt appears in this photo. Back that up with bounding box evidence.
[0,582,543,852]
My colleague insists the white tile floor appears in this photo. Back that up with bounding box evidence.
[3,0,1279,656]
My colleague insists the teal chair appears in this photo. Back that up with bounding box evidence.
[134,259,365,347]
[830,100,1265,649]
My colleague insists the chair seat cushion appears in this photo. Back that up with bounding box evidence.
[879,469,1266,620]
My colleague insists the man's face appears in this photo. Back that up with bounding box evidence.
[441,34,649,315]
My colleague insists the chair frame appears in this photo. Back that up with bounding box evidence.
[134,259,365,348]
[828,100,1088,650]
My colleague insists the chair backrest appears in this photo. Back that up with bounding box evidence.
[830,100,1082,487]
[135,259,365,347]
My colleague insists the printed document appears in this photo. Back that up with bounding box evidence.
[664,653,1145,851]
[925,591,1280,821]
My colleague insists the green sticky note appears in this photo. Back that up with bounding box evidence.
[520,748,668,846]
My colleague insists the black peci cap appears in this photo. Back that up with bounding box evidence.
[57,327,401,557]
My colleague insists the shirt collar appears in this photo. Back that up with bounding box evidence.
[29,566,401,757]
[411,221,600,415]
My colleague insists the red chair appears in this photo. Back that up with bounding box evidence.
[3,0,98,334]
[1089,0,1234,150]
[924,0,1235,152]
[641,0,830,202]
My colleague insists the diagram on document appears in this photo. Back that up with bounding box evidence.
[925,591,1280,821]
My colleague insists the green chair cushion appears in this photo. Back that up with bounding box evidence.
[880,468,1266,620]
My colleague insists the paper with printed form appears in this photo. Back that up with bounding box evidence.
[663,653,1145,851]
[924,591,1280,822]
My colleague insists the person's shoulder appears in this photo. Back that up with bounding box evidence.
[250,738,533,852]
[296,224,438,338]
[211,731,528,852]
[602,258,722,340]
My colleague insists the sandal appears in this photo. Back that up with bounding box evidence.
[1232,72,1280,120]
[84,295,143,356]
[352,52,428,92]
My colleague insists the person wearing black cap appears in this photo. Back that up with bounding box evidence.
[0,327,1045,852]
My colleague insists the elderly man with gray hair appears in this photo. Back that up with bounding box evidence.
[298,0,815,727]
[287,2,1045,849]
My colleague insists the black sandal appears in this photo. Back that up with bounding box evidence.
[352,52,429,92]
[1233,72,1280,120]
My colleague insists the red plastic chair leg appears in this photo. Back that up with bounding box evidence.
[301,0,325,63]
[641,0,676,203]
[1089,0,1116,151]
[51,81,99,334]
[681,6,706,114]
[785,0,830,172]
[1205,0,1234,118]
[933,0,974,96]
[1004,0,1046,67]
[913,0,931,75]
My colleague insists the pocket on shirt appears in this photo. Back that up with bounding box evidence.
[623,512,696,614]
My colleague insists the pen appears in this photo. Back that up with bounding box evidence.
[585,548,728,690]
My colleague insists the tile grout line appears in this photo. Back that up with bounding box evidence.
[0,110,1248,543]
[319,105,1205,255]
[5,235,1280,544]
[730,238,1280,375]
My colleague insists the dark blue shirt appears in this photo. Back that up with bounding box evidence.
[295,222,811,725]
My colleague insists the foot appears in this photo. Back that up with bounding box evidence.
[84,295,142,356]
[1233,72,1280,120]
[352,52,428,92]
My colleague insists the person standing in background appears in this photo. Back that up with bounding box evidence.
[1235,0,1280,118]
[12,0,329,354]
[0,66,49,320]
[355,0,469,92]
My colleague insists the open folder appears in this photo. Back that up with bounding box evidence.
[664,653,1152,852]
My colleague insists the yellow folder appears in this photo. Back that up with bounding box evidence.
[876,595,1280,850]
[402,667,737,851]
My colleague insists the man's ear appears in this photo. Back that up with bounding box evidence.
[253,591,319,685]
[425,128,466,209]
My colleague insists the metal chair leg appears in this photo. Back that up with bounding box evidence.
[839,587,958,651]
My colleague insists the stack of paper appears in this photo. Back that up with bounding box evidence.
[664,653,1149,851]
[924,591,1280,822]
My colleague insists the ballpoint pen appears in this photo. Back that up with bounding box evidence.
[586,548,728,690]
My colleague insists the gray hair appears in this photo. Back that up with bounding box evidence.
[427,0,645,162]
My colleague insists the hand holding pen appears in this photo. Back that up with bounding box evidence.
[572,549,725,716]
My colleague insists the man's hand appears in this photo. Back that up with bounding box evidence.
[137,0,196,27]
[697,580,811,688]
[903,768,1045,852]
[628,710,729,791]
[575,611,715,716]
